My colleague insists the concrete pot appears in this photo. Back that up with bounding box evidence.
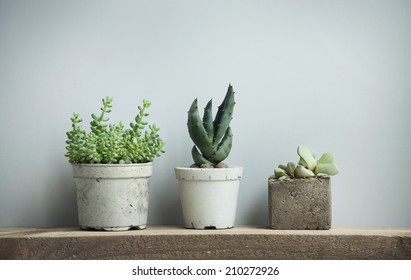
[268,176,331,230]
[175,167,243,229]
[72,163,153,231]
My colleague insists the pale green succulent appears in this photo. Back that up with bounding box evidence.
[274,145,339,179]
[65,97,165,164]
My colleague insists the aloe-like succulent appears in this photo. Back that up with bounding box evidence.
[274,145,339,179]
[187,84,235,168]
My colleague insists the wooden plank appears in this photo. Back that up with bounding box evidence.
[1,226,410,260]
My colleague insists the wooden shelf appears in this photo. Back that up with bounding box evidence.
[1,226,410,260]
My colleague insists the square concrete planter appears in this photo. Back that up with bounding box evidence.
[268,176,331,230]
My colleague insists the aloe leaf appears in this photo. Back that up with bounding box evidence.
[210,127,232,164]
[203,99,214,141]
[187,99,214,158]
[191,145,214,167]
[213,84,235,144]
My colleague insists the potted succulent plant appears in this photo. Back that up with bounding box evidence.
[65,97,164,231]
[175,84,243,229]
[268,145,339,230]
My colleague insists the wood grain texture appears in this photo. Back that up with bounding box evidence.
[1,227,410,260]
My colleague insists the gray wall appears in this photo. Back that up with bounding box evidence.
[1,0,410,228]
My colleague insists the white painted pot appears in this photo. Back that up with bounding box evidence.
[175,167,243,229]
[72,163,153,231]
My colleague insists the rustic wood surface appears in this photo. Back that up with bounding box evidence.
[1,226,410,260]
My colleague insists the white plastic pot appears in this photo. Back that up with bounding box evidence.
[72,163,153,231]
[175,167,243,229]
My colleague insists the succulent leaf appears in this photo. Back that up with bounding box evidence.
[278,164,287,171]
[203,99,214,141]
[294,165,315,178]
[298,157,308,167]
[274,168,288,179]
[317,153,335,164]
[213,84,235,145]
[187,84,236,167]
[191,145,214,167]
[297,145,317,171]
[187,98,214,158]
[274,145,339,179]
[286,162,296,177]
[315,162,339,176]
[210,126,233,163]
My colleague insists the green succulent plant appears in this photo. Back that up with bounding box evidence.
[65,97,165,164]
[274,145,339,179]
[187,84,236,168]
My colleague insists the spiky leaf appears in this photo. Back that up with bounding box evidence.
[203,99,214,141]
[187,99,214,158]
[191,145,214,167]
[210,126,233,163]
[213,84,235,145]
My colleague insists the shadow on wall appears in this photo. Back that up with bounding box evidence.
[148,174,183,226]
[240,182,269,226]
[9,164,78,228]
[236,178,269,227]
[46,169,78,228]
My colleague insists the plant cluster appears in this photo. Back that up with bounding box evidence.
[65,97,165,164]
[187,84,236,168]
[274,145,339,179]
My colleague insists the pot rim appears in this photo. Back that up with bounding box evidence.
[71,162,153,167]
[175,166,243,181]
[268,175,330,181]
[72,162,153,179]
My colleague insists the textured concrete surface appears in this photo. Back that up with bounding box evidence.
[1,227,410,260]
[269,177,331,230]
